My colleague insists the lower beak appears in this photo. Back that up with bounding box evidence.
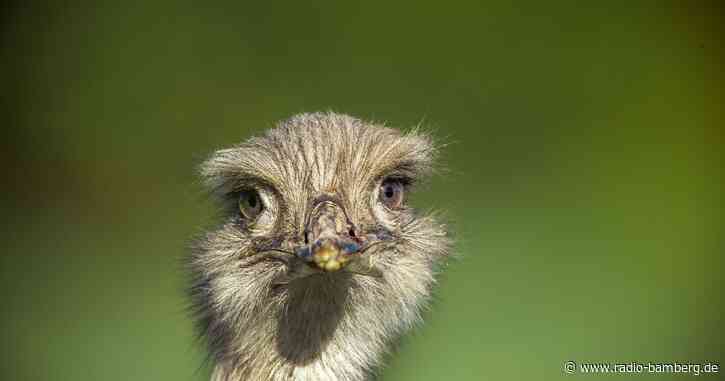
[310,239,360,272]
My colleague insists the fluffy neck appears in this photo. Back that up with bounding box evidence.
[210,269,430,381]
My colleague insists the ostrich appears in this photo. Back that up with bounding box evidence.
[189,112,451,381]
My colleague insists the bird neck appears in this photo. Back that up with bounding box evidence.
[211,274,394,381]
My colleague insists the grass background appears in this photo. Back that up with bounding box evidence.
[2,1,723,380]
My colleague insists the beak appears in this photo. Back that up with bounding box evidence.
[295,198,361,272]
[309,239,360,271]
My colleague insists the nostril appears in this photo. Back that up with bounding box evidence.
[348,228,356,237]
[304,230,310,245]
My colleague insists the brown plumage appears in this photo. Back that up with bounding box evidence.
[189,112,451,380]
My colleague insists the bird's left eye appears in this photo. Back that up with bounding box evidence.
[238,189,263,219]
[379,179,404,209]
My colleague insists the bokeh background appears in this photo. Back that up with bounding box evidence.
[2,1,723,380]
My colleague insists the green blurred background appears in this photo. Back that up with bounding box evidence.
[2,1,723,380]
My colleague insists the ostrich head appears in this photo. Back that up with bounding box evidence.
[189,112,451,381]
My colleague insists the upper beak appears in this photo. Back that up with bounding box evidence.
[295,198,361,272]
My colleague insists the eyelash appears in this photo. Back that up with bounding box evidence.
[381,175,413,188]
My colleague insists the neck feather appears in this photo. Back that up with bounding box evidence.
[210,270,430,381]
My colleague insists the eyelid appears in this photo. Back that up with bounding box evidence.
[221,176,283,204]
[229,176,274,193]
[379,160,420,180]
[381,175,414,189]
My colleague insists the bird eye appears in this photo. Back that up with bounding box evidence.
[238,189,263,219]
[379,179,404,209]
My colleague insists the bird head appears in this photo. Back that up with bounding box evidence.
[189,112,450,379]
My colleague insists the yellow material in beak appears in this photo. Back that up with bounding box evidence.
[312,241,351,272]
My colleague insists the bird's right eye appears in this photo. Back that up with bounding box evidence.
[238,189,263,219]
